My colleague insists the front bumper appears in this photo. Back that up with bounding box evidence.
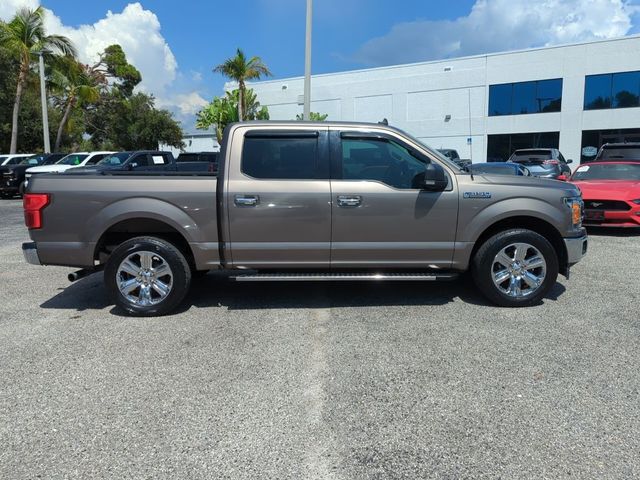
[563,230,588,266]
[1,176,20,192]
[22,242,41,265]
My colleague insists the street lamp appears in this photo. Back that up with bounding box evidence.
[303,0,312,120]
[35,50,51,153]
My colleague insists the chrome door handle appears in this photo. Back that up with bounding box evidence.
[234,194,259,207]
[337,195,362,207]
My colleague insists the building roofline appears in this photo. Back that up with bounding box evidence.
[247,34,640,86]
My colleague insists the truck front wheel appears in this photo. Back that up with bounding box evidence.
[105,236,192,316]
[471,229,559,307]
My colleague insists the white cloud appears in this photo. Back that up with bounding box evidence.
[0,0,38,20]
[355,0,640,66]
[157,91,208,116]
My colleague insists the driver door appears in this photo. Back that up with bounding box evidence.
[329,129,459,269]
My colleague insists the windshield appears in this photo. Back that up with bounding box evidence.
[597,146,640,161]
[59,154,89,166]
[572,163,640,181]
[19,155,44,166]
[98,152,131,166]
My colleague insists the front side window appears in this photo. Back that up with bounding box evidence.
[99,152,131,166]
[341,137,429,189]
[242,135,319,179]
[59,154,89,166]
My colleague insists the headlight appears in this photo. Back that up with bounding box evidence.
[632,199,640,205]
[564,196,583,227]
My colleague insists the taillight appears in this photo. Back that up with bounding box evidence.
[543,159,559,165]
[23,193,50,229]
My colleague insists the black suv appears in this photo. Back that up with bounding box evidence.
[590,143,640,163]
[66,151,175,174]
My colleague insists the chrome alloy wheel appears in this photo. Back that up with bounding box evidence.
[491,242,547,298]
[116,251,173,306]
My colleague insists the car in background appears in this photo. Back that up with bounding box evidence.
[437,149,471,169]
[24,151,114,187]
[66,151,175,174]
[589,143,640,163]
[570,162,640,227]
[176,152,218,173]
[507,148,573,180]
[465,162,531,176]
[0,154,33,166]
[0,153,67,198]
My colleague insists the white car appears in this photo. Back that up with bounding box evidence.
[0,154,33,166]
[24,151,114,185]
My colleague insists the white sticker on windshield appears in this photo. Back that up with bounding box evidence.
[576,166,589,172]
[152,155,164,165]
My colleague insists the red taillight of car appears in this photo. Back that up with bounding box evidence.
[543,159,560,165]
[23,193,50,229]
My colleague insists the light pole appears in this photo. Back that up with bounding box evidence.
[303,0,312,120]
[36,51,51,153]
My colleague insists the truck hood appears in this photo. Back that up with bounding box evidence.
[26,165,72,174]
[64,165,124,174]
[471,173,581,196]
[572,180,640,201]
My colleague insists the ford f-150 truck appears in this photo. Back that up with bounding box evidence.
[22,121,588,316]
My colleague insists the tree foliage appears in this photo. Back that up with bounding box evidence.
[196,88,269,142]
[296,112,328,121]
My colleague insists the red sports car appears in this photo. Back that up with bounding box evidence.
[570,162,640,227]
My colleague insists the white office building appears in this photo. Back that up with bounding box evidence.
[159,132,219,157]
[249,35,640,166]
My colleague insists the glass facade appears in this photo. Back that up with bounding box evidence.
[488,79,562,116]
[487,132,560,163]
[584,71,640,110]
[580,128,640,163]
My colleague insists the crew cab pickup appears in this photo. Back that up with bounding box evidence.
[22,121,588,316]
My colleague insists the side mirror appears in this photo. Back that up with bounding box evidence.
[421,163,448,191]
[566,159,573,164]
[128,162,138,170]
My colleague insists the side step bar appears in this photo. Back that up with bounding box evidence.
[231,272,459,282]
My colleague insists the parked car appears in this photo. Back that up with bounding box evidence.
[465,162,531,176]
[0,153,67,198]
[23,121,587,316]
[437,149,471,169]
[507,148,573,180]
[176,152,218,173]
[0,153,33,166]
[589,143,640,163]
[65,151,176,174]
[570,162,640,227]
[24,151,115,188]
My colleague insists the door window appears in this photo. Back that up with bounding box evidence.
[242,135,320,179]
[341,138,429,189]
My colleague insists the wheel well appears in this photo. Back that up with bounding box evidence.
[95,218,194,267]
[471,216,568,271]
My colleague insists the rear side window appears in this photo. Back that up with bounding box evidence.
[242,134,320,179]
[176,153,198,162]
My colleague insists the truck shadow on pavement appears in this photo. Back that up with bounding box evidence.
[40,271,567,315]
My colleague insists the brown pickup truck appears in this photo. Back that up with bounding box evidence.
[22,121,588,316]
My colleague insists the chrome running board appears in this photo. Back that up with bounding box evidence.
[231,272,459,282]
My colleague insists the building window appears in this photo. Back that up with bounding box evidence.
[487,132,560,162]
[488,79,562,116]
[580,128,640,163]
[584,71,640,110]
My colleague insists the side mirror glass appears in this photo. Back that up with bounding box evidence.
[129,162,138,170]
[420,163,448,191]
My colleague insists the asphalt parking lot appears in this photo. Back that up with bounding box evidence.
[1,198,639,479]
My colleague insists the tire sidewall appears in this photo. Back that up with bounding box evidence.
[105,237,191,316]
[473,229,559,307]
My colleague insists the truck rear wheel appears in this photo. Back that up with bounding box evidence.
[471,229,558,307]
[105,236,191,316]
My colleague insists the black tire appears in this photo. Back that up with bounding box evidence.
[471,228,559,307]
[105,236,192,316]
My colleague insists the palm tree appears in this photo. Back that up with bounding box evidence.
[0,6,76,153]
[213,48,271,121]
[50,58,102,151]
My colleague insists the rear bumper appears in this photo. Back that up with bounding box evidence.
[563,231,588,266]
[22,242,41,265]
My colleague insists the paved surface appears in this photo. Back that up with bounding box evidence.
[1,198,639,479]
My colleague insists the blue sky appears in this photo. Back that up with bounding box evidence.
[2,0,640,130]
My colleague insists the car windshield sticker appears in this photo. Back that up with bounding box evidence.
[152,155,165,165]
[576,166,590,172]
[463,192,492,199]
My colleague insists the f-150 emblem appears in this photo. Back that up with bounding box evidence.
[463,191,492,199]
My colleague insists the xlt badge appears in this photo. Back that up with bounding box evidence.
[464,191,492,199]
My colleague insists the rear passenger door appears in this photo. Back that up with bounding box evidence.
[226,128,331,268]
